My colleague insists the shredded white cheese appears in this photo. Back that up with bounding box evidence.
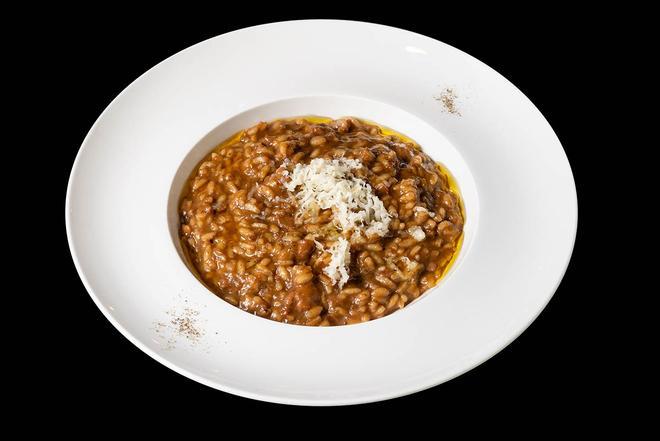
[284,158,391,238]
[414,206,435,218]
[400,256,420,272]
[322,238,351,288]
[408,226,426,241]
[285,158,392,288]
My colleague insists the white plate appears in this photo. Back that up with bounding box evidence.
[66,20,577,405]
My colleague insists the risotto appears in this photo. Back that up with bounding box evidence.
[179,117,464,326]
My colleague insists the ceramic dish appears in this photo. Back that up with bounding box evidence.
[66,20,577,405]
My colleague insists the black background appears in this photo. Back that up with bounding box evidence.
[41,6,607,421]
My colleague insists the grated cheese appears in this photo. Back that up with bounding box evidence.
[322,238,351,289]
[408,226,426,241]
[400,256,420,272]
[414,206,435,218]
[285,158,392,287]
[285,158,391,238]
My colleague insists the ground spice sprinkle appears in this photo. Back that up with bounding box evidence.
[436,88,461,115]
